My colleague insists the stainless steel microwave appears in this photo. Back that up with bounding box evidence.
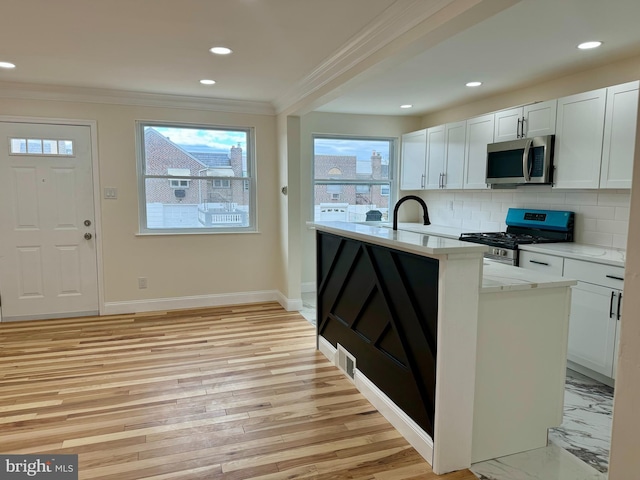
[486,135,554,186]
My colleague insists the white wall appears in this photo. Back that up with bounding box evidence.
[0,96,282,308]
[299,111,421,289]
[420,188,630,249]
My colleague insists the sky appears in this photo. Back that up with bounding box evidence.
[150,126,246,152]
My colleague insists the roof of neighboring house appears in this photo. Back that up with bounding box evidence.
[189,152,231,167]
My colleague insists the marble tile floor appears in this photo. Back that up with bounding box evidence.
[297,295,614,479]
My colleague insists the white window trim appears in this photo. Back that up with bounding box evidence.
[136,121,257,234]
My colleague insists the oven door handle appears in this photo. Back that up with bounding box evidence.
[522,138,533,182]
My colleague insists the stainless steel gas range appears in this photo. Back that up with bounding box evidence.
[458,208,575,266]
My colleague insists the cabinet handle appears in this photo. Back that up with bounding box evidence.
[517,118,521,138]
[609,291,616,319]
[617,292,623,320]
[421,173,425,189]
[606,274,624,281]
[520,117,526,137]
[440,173,446,189]
[529,260,549,266]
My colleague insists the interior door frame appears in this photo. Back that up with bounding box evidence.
[0,115,105,318]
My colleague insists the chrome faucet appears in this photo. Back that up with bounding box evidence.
[393,195,430,230]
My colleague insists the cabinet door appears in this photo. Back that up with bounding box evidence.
[400,129,427,190]
[464,114,494,189]
[494,107,523,142]
[443,121,466,189]
[425,125,446,189]
[554,89,606,189]
[523,99,557,137]
[600,81,639,189]
[567,281,618,377]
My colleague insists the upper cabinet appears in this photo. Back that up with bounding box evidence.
[493,100,557,142]
[425,125,446,189]
[400,129,427,190]
[554,88,607,189]
[554,82,639,189]
[464,114,494,189]
[443,121,466,189]
[600,81,639,189]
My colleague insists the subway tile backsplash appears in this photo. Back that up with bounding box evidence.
[420,187,630,250]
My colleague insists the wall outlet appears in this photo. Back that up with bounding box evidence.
[138,277,148,289]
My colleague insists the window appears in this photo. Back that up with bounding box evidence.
[10,138,74,156]
[313,136,395,222]
[136,122,255,233]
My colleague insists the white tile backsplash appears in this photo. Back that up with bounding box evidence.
[420,188,630,249]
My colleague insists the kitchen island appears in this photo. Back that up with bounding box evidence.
[312,221,575,474]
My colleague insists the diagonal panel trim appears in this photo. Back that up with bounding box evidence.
[317,231,438,435]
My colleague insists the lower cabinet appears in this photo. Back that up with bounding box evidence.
[520,252,624,382]
[566,281,620,377]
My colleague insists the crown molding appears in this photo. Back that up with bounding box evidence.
[0,81,276,116]
[273,0,459,114]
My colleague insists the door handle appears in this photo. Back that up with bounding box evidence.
[617,292,622,320]
[522,138,533,182]
[84,233,93,240]
[84,219,92,227]
[609,291,615,319]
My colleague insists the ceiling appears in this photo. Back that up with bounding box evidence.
[1,0,640,117]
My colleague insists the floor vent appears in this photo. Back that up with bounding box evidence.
[337,344,356,381]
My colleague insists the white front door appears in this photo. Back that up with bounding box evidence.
[0,122,98,321]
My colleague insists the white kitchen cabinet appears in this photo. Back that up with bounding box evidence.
[464,114,494,189]
[400,129,427,190]
[554,89,607,189]
[493,100,557,142]
[425,124,446,189]
[519,251,564,277]
[600,81,639,189]
[564,258,624,379]
[442,120,466,189]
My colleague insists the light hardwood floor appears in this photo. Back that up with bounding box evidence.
[0,302,477,479]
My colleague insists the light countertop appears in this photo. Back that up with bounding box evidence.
[392,222,627,268]
[519,243,626,268]
[310,221,488,257]
[481,260,576,293]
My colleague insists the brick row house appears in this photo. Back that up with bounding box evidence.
[144,128,248,228]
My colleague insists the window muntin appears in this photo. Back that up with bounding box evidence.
[137,122,255,233]
[313,136,394,222]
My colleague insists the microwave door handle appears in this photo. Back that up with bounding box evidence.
[522,139,533,182]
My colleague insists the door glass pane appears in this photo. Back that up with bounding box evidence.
[27,139,43,154]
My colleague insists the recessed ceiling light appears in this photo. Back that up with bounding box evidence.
[0,61,16,69]
[209,46,233,55]
[466,81,482,87]
[400,104,413,109]
[577,41,603,50]
[200,79,216,85]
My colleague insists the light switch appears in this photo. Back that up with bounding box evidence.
[104,187,118,199]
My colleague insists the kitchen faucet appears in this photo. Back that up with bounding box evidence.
[393,195,430,230]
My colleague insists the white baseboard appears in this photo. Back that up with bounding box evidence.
[317,336,434,466]
[103,290,302,315]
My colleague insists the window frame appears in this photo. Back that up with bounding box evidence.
[136,120,257,234]
[312,134,396,222]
